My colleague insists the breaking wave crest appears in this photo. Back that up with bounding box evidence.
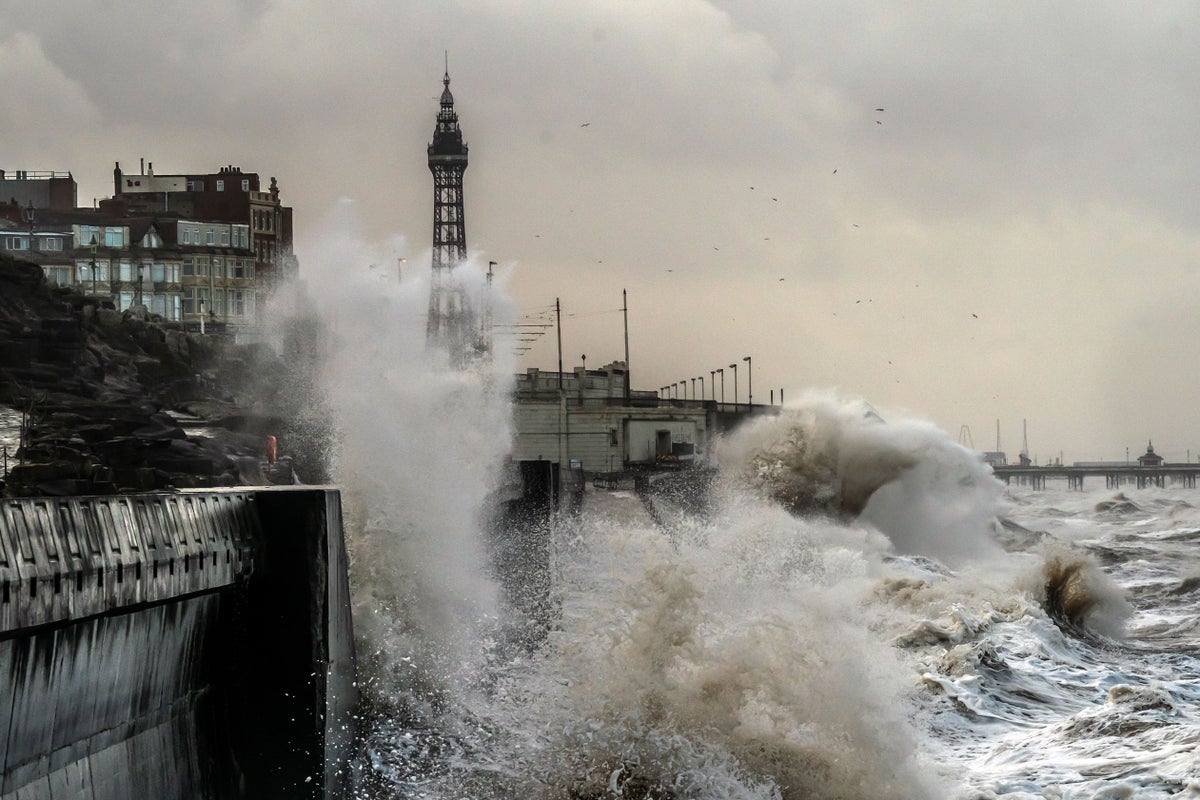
[1037,548,1132,638]
[718,391,1005,567]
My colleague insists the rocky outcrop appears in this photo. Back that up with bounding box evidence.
[0,255,322,496]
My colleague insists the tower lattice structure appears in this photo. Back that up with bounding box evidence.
[426,68,475,357]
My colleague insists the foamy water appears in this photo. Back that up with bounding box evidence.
[289,220,1198,798]
[335,367,1200,798]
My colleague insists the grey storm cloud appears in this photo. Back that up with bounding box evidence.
[2,0,1199,462]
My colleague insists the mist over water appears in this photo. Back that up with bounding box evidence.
[274,216,1200,798]
[271,206,517,702]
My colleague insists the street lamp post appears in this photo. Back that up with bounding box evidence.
[89,235,98,296]
[691,377,696,399]
[717,368,725,403]
[729,363,738,409]
[698,376,705,401]
[743,356,752,407]
[709,371,715,402]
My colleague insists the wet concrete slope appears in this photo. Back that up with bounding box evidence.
[0,487,356,799]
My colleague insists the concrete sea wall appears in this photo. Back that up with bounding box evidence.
[0,487,356,799]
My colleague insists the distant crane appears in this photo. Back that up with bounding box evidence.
[958,425,974,449]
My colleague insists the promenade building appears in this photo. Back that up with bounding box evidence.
[1,163,291,338]
[112,161,298,292]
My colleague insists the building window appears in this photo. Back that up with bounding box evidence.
[5,236,29,250]
[104,228,124,248]
[152,263,165,282]
[241,179,249,191]
[196,258,209,277]
[183,257,194,277]
[170,294,181,321]
[119,291,134,311]
[205,229,214,245]
[216,179,224,192]
[45,267,70,285]
[212,257,223,277]
[38,237,63,251]
[182,287,194,314]
[233,259,246,279]
[166,263,180,283]
[181,228,191,245]
[187,179,203,192]
[118,260,134,282]
[212,289,224,317]
[220,230,230,246]
[77,225,100,247]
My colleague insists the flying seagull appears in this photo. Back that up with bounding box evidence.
[580,122,591,127]
[875,108,885,112]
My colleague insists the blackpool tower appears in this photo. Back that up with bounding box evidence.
[426,66,474,358]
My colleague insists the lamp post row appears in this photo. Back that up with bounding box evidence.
[659,356,754,409]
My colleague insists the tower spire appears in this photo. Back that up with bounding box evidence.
[426,61,474,361]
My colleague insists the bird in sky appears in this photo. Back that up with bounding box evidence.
[972,313,979,318]
[580,122,590,127]
[875,108,885,112]
[876,120,883,125]
[832,169,837,174]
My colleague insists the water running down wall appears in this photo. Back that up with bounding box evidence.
[0,486,356,799]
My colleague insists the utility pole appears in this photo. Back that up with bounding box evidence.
[556,298,563,392]
[557,297,565,472]
[622,288,630,404]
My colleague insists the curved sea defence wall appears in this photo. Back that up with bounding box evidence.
[0,487,356,799]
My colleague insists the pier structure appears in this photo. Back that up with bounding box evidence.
[426,65,476,359]
[992,464,1200,491]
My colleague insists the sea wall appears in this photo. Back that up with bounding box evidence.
[0,487,356,799]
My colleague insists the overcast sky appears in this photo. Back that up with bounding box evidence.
[3,1,1198,463]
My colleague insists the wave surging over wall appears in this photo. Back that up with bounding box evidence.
[268,206,517,713]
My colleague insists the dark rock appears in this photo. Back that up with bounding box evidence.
[1,254,329,496]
